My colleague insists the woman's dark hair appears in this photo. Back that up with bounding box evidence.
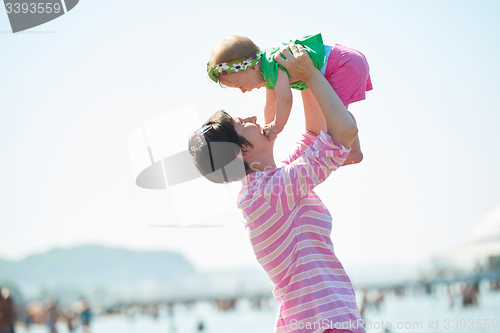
[189,110,252,183]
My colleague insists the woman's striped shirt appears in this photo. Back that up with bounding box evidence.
[238,131,365,333]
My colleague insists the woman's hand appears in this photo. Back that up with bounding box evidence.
[277,44,357,148]
[274,44,315,83]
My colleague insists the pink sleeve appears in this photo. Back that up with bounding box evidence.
[263,131,350,213]
[280,130,317,165]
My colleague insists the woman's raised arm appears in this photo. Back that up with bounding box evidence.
[275,46,358,148]
[301,89,326,136]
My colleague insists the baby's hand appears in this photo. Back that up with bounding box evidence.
[262,121,283,140]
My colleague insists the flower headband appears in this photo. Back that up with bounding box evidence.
[207,51,263,83]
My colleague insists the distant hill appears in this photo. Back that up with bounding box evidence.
[0,245,197,286]
[0,245,199,303]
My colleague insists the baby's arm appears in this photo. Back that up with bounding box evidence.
[262,69,293,140]
[263,89,276,125]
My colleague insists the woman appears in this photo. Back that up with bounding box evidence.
[189,45,365,333]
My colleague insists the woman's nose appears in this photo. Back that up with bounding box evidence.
[244,116,257,124]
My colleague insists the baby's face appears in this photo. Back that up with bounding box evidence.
[220,67,266,93]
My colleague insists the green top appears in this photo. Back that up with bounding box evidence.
[260,33,326,91]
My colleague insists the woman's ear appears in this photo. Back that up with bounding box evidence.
[241,145,253,159]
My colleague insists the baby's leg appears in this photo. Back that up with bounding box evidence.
[343,105,363,165]
[323,44,370,165]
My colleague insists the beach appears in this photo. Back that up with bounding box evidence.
[14,284,500,333]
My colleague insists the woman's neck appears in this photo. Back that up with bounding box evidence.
[248,152,277,173]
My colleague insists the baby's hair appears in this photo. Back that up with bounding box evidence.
[210,35,260,67]
[210,36,260,86]
[189,110,252,183]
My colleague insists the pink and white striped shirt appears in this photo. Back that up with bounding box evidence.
[238,131,365,333]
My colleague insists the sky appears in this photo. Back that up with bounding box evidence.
[1,0,499,274]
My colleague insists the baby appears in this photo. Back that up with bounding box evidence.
[207,33,372,165]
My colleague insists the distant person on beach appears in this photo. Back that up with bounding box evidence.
[79,299,92,333]
[447,285,455,308]
[490,279,500,291]
[190,46,365,333]
[0,287,16,333]
[461,283,479,307]
[43,300,59,333]
[61,308,75,332]
[197,319,205,331]
[17,304,31,329]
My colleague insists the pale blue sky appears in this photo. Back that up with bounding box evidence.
[1,0,499,272]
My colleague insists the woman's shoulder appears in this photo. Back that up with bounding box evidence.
[280,130,318,166]
[281,131,351,171]
[301,130,318,145]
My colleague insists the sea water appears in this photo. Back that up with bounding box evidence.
[15,289,500,333]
